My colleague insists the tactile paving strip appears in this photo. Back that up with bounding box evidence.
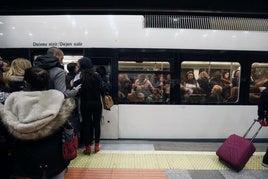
[69,151,267,170]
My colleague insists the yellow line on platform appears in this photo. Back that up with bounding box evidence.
[69,150,267,170]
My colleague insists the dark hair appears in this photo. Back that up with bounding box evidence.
[78,57,95,87]
[67,62,77,73]
[24,67,50,91]
[78,57,93,70]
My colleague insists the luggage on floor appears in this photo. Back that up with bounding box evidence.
[216,119,262,171]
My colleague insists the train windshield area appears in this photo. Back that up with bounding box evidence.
[181,61,240,104]
[118,61,170,103]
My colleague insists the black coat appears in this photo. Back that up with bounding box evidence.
[258,88,268,119]
[75,73,104,111]
[13,130,69,179]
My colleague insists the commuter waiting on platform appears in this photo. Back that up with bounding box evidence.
[2,58,32,92]
[66,62,78,89]
[34,48,78,98]
[257,86,268,167]
[0,58,31,178]
[96,66,111,91]
[0,57,10,74]
[47,47,65,69]
[0,57,10,91]
[0,67,75,179]
[74,57,106,155]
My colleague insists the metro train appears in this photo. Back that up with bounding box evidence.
[1,15,268,141]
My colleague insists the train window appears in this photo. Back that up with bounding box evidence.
[180,61,241,104]
[249,62,268,104]
[118,61,170,104]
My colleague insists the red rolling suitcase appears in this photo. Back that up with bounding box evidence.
[216,120,262,171]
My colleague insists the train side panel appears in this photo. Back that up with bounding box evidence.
[118,105,267,139]
[1,15,268,51]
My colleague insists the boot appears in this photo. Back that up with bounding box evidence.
[94,143,100,153]
[262,148,268,167]
[83,145,91,155]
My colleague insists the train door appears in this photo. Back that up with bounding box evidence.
[31,49,118,139]
[91,57,119,139]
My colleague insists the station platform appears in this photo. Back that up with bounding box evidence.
[64,140,268,179]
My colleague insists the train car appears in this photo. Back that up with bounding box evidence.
[1,15,268,141]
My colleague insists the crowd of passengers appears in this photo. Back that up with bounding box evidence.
[180,70,240,103]
[118,62,268,104]
[117,69,239,104]
[180,67,268,104]
[118,72,171,103]
[0,48,110,179]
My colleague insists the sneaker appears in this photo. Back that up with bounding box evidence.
[94,143,100,153]
[262,161,268,167]
[83,145,91,155]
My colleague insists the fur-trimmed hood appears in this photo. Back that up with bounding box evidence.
[0,90,75,140]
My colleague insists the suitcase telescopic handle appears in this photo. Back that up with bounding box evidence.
[243,119,262,142]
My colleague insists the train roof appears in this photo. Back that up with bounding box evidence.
[1,0,268,17]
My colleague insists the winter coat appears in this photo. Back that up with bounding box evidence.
[34,55,77,98]
[0,90,75,178]
[74,73,104,112]
[3,75,25,92]
[258,88,268,119]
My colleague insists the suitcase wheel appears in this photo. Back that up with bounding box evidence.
[218,157,242,172]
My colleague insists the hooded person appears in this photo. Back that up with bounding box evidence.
[0,67,76,178]
[34,53,79,98]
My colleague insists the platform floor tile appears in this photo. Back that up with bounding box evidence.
[220,170,268,179]
[188,170,225,179]
[65,168,166,179]
[166,169,191,179]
